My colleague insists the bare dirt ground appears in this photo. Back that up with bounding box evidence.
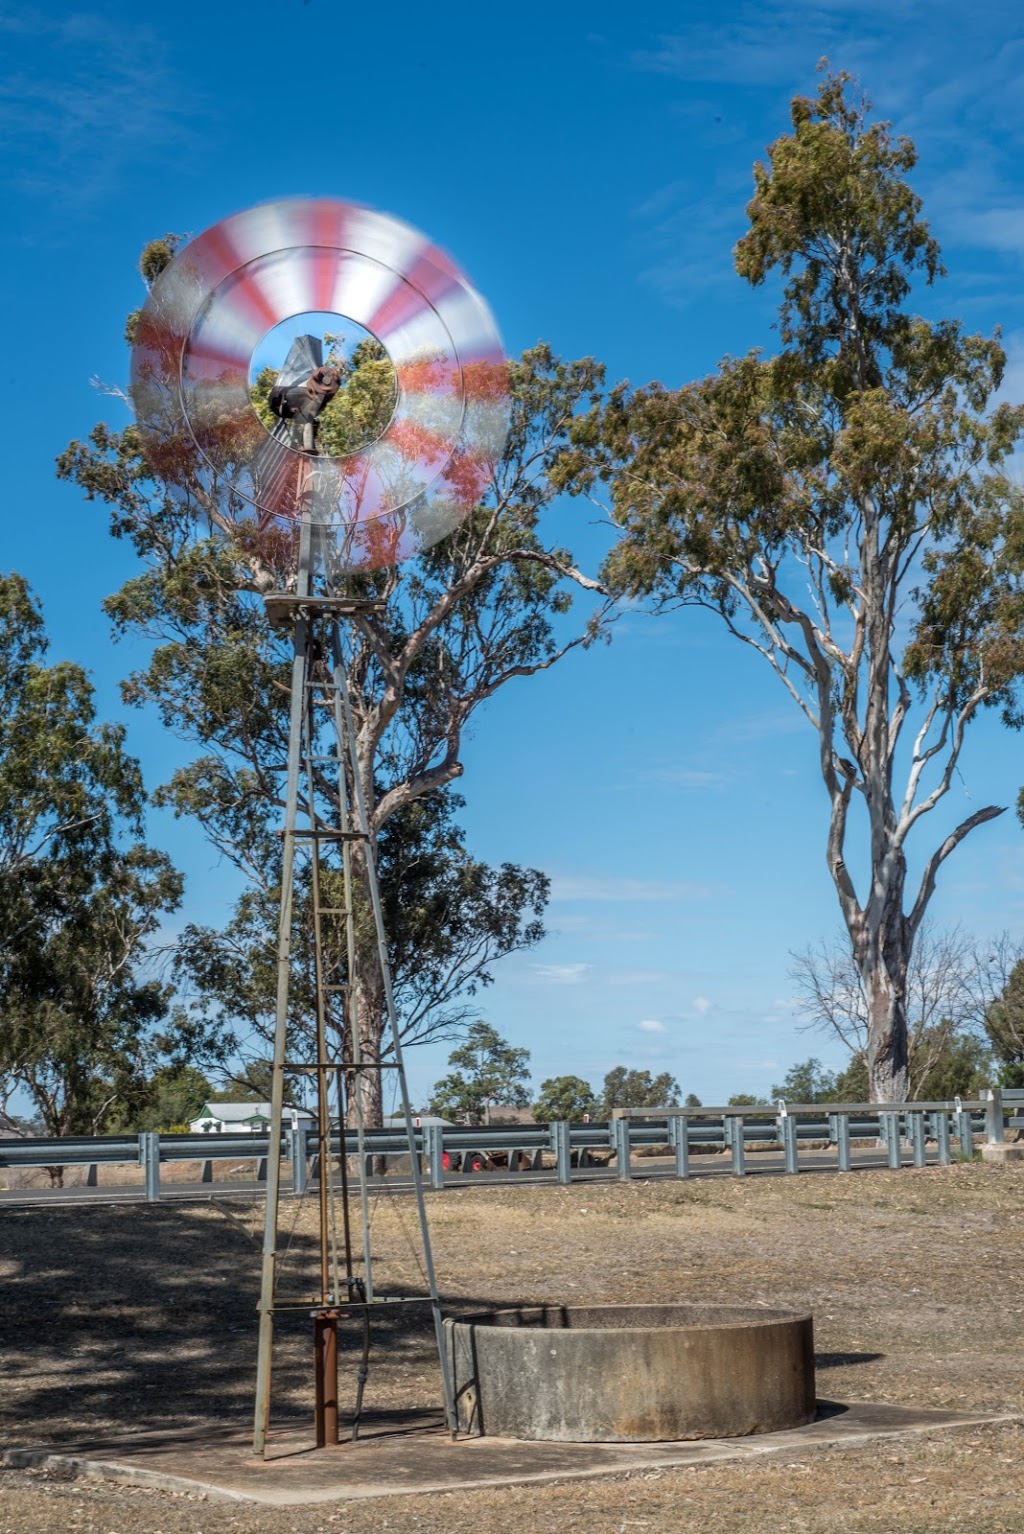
[2,1162,1024,1533]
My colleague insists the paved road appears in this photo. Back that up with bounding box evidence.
[0,1145,943,1209]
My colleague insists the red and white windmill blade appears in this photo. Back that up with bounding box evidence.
[130,198,509,572]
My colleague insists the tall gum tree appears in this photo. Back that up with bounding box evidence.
[59,260,611,1124]
[577,71,1024,1102]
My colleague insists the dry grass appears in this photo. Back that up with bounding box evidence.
[2,1162,1024,1531]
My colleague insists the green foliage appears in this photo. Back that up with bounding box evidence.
[578,68,1024,1102]
[0,573,145,867]
[139,235,182,286]
[727,1093,768,1107]
[914,1030,991,1100]
[771,1058,839,1104]
[426,1022,531,1121]
[734,70,943,358]
[985,958,1024,1081]
[126,236,184,343]
[126,1065,212,1131]
[684,1091,703,1108]
[599,1066,681,1116]
[834,1054,869,1102]
[0,575,187,1138]
[533,1074,596,1122]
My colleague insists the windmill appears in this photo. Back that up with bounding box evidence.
[130,198,509,1456]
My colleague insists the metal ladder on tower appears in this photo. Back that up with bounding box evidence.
[252,585,456,1457]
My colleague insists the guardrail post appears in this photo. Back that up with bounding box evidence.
[425,1124,445,1190]
[956,1107,975,1155]
[985,1087,1005,1146]
[288,1127,307,1195]
[934,1112,951,1165]
[778,1110,799,1174]
[613,1117,631,1181]
[551,1121,571,1185]
[201,1159,213,1184]
[86,1163,97,1187]
[139,1132,160,1202]
[881,1112,901,1169]
[669,1115,690,1179]
[909,1111,926,1168]
[831,1113,851,1172]
[729,1115,746,1177]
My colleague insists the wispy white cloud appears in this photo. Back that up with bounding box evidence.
[531,962,592,985]
[637,1018,668,1033]
[629,21,834,89]
[956,208,1024,265]
[606,969,673,987]
[635,766,737,790]
[550,913,660,943]
[551,875,728,902]
[714,707,809,745]
[692,996,713,1015]
[0,10,206,211]
[631,185,750,310]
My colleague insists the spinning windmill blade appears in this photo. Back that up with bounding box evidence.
[130,197,510,571]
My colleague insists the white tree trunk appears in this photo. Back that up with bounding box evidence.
[862,957,910,1102]
[348,966,384,1130]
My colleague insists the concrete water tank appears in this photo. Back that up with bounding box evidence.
[445,1303,815,1442]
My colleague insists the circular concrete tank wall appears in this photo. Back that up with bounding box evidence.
[444,1303,815,1442]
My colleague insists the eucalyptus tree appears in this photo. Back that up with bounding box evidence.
[426,1021,532,1122]
[59,251,610,1121]
[599,1067,681,1115]
[0,574,184,1142]
[532,1074,596,1122]
[582,71,1024,1101]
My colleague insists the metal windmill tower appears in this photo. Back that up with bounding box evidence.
[129,198,509,1455]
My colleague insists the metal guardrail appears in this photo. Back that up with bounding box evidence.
[0,1089,1011,1201]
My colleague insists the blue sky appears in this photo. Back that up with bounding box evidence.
[2,0,1024,1108]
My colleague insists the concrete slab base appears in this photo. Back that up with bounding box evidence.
[981,1142,1024,1162]
[1,1403,1016,1507]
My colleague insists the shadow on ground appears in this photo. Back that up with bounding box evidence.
[0,1202,529,1444]
[815,1352,885,1369]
